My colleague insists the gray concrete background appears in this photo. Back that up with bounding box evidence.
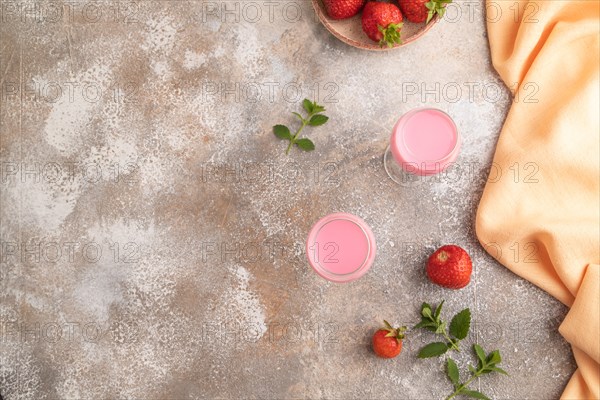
[0,1,575,399]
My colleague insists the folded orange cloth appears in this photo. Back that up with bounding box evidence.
[477,1,600,398]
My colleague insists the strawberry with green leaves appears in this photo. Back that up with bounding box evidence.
[361,2,403,48]
[372,320,407,358]
[398,0,452,23]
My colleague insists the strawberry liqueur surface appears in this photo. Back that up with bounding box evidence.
[390,108,460,176]
[306,213,376,283]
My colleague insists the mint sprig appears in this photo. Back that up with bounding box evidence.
[273,99,328,155]
[445,345,508,400]
[425,0,453,24]
[414,301,471,358]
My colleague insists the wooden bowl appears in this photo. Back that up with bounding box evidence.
[312,0,440,51]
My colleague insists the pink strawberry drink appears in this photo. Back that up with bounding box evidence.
[306,213,376,283]
[390,108,460,176]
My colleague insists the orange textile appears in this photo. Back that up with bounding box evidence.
[477,1,600,398]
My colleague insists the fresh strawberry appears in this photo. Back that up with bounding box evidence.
[361,2,403,48]
[323,0,366,20]
[398,0,450,23]
[372,320,407,358]
[426,245,472,289]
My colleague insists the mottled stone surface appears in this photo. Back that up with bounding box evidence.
[0,1,575,399]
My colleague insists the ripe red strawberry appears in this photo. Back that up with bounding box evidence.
[426,245,472,289]
[398,0,449,23]
[323,0,366,20]
[361,2,403,48]
[372,320,406,358]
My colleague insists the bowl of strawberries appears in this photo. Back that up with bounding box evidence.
[313,0,450,50]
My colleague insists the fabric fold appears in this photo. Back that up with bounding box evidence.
[478,1,600,398]
[560,265,600,366]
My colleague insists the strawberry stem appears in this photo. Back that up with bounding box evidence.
[426,0,452,24]
[377,23,403,48]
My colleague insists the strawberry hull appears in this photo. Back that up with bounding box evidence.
[361,2,403,47]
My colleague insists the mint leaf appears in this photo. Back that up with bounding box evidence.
[308,115,328,126]
[302,99,313,114]
[474,344,486,364]
[489,366,509,375]
[461,390,491,400]
[312,103,326,113]
[418,342,449,358]
[416,300,506,400]
[449,308,471,340]
[295,138,315,151]
[273,125,291,140]
[276,99,329,154]
[413,320,437,331]
[421,303,433,319]
[446,358,460,387]
[434,300,444,322]
[487,350,501,365]
[435,322,446,334]
[414,301,467,354]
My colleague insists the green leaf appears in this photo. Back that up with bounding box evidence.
[461,390,491,400]
[446,358,460,387]
[468,364,477,374]
[383,320,393,330]
[273,125,291,140]
[312,103,326,114]
[449,308,471,340]
[489,366,509,375]
[435,322,446,334]
[474,344,486,364]
[434,300,444,322]
[295,138,315,151]
[378,22,403,48]
[421,303,433,319]
[308,114,329,126]
[302,99,313,114]
[292,112,304,122]
[418,342,449,358]
[414,320,437,330]
[427,10,434,23]
[487,350,501,365]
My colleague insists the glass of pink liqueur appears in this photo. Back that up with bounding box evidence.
[384,108,460,184]
[306,213,376,283]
